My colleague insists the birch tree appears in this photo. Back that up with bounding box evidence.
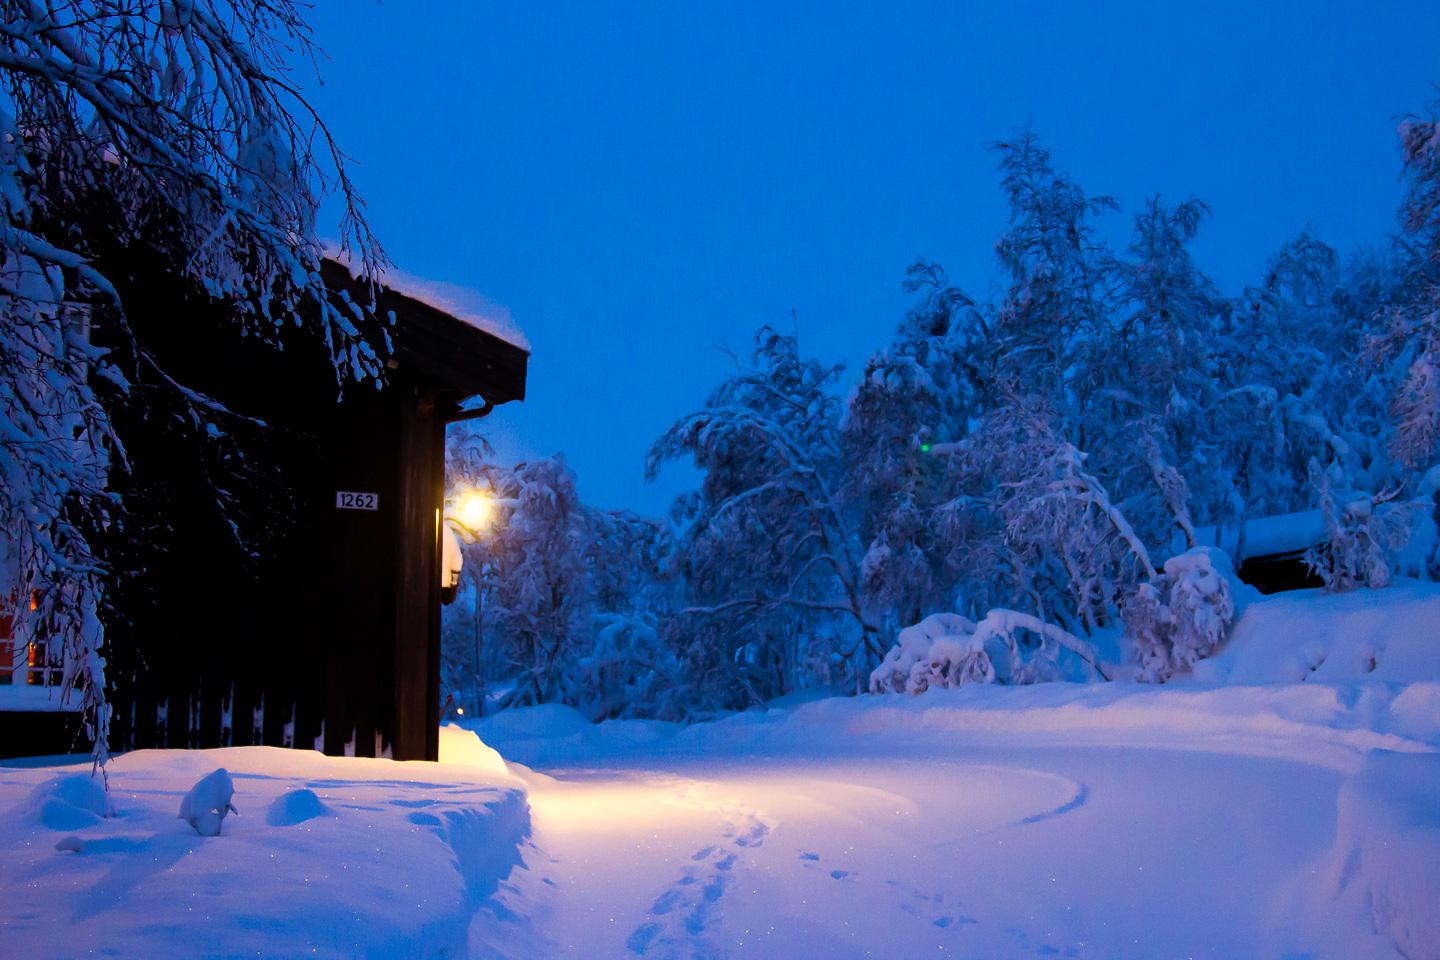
[649,328,877,702]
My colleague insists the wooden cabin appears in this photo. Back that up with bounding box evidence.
[1186,511,1327,595]
[0,257,527,761]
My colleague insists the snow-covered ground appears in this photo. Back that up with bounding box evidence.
[0,728,531,959]
[1196,578,1440,684]
[470,679,1440,960]
[3,586,1438,959]
[3,686,1437,959]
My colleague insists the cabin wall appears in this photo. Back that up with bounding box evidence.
[90,358,447,761]
[320,387,401,758]
[1,248,503,763]
[390,385,446,762]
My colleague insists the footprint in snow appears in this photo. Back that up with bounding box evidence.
[799,851,820,861]
[683,874,728,935]
[889,880,978,931]
[830,869,852,880]
[933,915,978,929]
[626,922,660,955]
[650,888,682,916]
[733,820,769,848]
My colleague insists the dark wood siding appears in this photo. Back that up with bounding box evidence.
[390,385,445,761]
[2,253,524,763]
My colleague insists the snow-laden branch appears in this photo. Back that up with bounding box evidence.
[1,1,386,765]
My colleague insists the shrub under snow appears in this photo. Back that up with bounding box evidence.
[1125,547,1248,682]
[870,614,993,694]
[1304,477,1415,592]
[870,610,1106,694]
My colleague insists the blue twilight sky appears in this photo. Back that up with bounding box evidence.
[302,1,1440,516]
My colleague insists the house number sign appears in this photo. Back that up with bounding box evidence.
[335,491,379,511]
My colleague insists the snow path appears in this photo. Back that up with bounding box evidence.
[490,747,1398,960]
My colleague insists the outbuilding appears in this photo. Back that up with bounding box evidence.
[0,258,527,762]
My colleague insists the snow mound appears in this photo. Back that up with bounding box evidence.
[1194,579,1440,684]
[178,767,237,837]
[1127,546,1257,681]
[438,722,509,775]
[472,702,593,742]
[660,681,1440,773]
[1390,683,1440,742]
[265,788,330,826]
[468,704,679,768]
[870,613,991,693]
[28,772,109,830]
[0,747,531,959]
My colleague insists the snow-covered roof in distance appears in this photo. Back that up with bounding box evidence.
[323,244,529,352]
[0,683,81,713]
[1171,510,1326,563]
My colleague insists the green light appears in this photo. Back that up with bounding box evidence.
[920,443,931,453]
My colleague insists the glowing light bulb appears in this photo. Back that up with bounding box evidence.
[455,490,492,530]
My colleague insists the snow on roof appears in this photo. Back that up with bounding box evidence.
[1172,509,1326,562]
[0,683,81,713]
[323,244,529,352]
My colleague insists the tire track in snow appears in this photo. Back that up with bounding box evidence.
[1016,780,1089,825]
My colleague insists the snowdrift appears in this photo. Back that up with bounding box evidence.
[1323,751,1440,960]
[1195,578,1440,684]
[475,680,1439,772]
[0,744,530,960]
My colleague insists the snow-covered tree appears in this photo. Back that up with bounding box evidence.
[458,106,1440,718]
[1124,548,1243,682]
[481,457,590,708]
[1378,106,1440,471]
[1096,198,1225,544]
[870,607,1106,695]
[1303,467,1413,592]
[934,395,1156,635]
[989,130,1116,430]
[649,328,875,705]
[1215,231,1351,527]
[1,1,383,760]
[574,508,684,719]
[842,261,981,630]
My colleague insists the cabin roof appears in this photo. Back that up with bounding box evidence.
[321,259,528,407]
[1172,509,1325,562]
